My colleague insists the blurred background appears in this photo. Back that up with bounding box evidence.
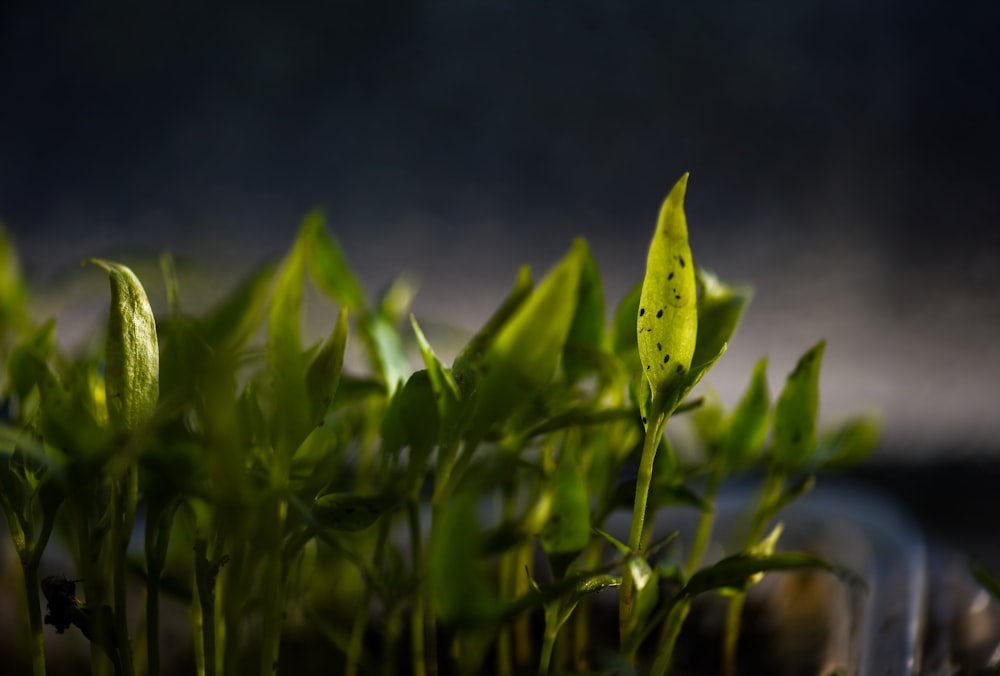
[2,0,998,460]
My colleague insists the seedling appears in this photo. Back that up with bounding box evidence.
[0,181,876,676]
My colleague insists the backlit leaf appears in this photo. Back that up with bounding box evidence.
[563,240,605,383]
[199,262,276,350]
[691,268,751,372]
[306,306,348,426]
[302,209,366,311]
[85,259,159,434]
[682,551,863,597]
[452,265,532,398]
[637,175,698,400]
[720,357,770,470]
[772,341,825,470]
[467,243,584,439]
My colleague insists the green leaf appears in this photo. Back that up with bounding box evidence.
[770,473,816,516]
[302,209,366,311]
[612,281,642,365]
[452,265,532,398]
[637,174,698,400]
[691,268,752,372]
[623,554,659,644]
[306,306,348,426]
[772,341,826,470]
[85,259,159,434]
[311,492,396,532]
[815,417,880,470]
[562,239,605,383]
[541,449,591,578]
[682,551,863,598]
[720,357,770,470]
[9,320,57,400]
[268,237,311,456]
[428,492,498,624]
[467,243,584,439]
[380,370,440,464]
[361,313,410,396]
[199,262,276,350]
[410,315,463,444]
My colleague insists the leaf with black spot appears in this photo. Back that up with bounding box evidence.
[637,175,698,400]
[772,341,825,470]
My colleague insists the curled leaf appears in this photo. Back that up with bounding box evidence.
[85,259,159,434]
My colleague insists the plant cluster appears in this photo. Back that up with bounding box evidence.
[0,176,876,676]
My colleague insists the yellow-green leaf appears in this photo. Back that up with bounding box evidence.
[306,307,349,426]
[86,259,159,434]
[720,357,770,470]
[772,340,825,470]
[637,175,698,400]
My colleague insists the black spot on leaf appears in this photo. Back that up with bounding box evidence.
[639,308,645,316]
[667,272,674,281]
[657,342,662,351]
[656,309,663,318]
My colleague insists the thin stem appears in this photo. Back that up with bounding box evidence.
[620,395,669,642]
[407,502,427,676]
[113,469,139,676]
[649,600,690,676]
[684,466,723,576]
[538,622,558,675]
[21,558,46,676]
[145,580,159,676]
[721,470,785,676]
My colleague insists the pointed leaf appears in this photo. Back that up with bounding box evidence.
[452,265,532,397]
[302,209,366,311]
[268,235,310,455]
[637,175,698,400]
[612,281,642,365]
[772,341,825,470]
[85,259,159,434]
[720,357,770,470]
[306,307,348,425]
[691,268,751,372]
[682,551,863,598]
[816,417,880,470]
[563,240,605,383]
[411,315,463,443]
[199,262,276,349]
[468,243,584,439]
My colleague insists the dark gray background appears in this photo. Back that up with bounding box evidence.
[2,0,998,456]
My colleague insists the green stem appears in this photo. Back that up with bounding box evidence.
[407,502,427,676]
[684,466,723,576]
[21,558,46,676]
[113,470,138,676]
[721,470,785,676]
[649,599,690,676]
[538,622,558,675]
[74,492,113,676]
[145,579,159,676]
[620,395,669,642]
